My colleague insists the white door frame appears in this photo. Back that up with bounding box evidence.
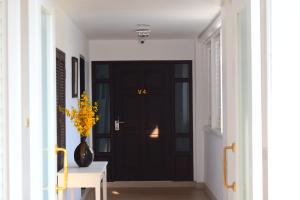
[221,1,239,198]
[260,0,269,199]
[28,0,57,199]
[0,0,8,199]
[222,0,264,199]
[7,0,23,199]
[249,0,264,199]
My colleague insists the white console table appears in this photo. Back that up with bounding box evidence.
[57,161,108,200]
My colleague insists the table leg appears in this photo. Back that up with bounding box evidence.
[96,185,101,200]
[58,190,66,200]
[103,170,107,200]
[70,189,75,200]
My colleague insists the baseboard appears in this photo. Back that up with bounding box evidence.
[195,182,205,189]
[108,181,199,188]
[203,183,218,200]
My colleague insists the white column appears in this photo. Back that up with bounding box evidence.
[7,0,23,199]
[28,0,43,199]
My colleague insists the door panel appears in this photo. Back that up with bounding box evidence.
[114,134,141,180]
[144,96,164,131]
[113,63,172,181]
[142,65,171,180]
[114,64,143,180]
[121,95,142,131]
[223,0,253,199]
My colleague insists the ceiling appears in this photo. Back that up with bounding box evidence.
[56,0,221,40]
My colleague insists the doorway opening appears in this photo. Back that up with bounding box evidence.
[92,61,193,181]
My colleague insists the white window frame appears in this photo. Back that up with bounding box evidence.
[206,41,212,125]
[204,29,223,132]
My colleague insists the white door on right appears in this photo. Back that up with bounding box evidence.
[222,0,264,200]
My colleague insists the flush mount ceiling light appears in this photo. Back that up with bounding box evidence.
[136,24,151,44]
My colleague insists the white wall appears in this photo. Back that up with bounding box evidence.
[23,1,89,198]
[197,16,224,200]
[204,128,223,199]
[89,39,194,61]
[55,6,89,165]
[55,5,89,200]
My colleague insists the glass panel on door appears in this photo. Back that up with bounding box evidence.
[175,82,190,133]
[176,137,190,152]
[95,64,109,79]
[95,138,111,153]
[175,64,189,78]
[94,83,110,134]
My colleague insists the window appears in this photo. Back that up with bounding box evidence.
[205,31,223,131]
[206,42,212,125]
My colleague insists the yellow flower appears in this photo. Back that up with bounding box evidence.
[60,91,100,137]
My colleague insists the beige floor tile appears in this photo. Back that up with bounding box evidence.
[85,187,210,200]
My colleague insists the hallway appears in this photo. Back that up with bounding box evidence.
[86,188,210,200]
[1,0,279,199]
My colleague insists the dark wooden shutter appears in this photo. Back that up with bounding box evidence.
[56,48,66,171]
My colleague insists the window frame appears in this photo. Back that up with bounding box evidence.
[92,62,113,154]
[204,29,223,132]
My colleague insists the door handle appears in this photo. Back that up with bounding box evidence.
[55,146,68,192]
[115,119,125,131]
[223,143,237,192]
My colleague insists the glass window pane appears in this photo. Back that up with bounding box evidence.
[94,83,110,134]
[95,64,109,79]
[176,137,190,152]
[175,64,189,78]
[95,138,110,152]
[175,82,190,133]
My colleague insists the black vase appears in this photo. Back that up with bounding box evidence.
[74,137,94,167]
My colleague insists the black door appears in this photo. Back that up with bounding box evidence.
[113,63,143,180]
[142,63,172,180]
[113,63,172,180]
[92,61,193,181]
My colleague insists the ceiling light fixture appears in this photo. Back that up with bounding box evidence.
[136,24,151,44]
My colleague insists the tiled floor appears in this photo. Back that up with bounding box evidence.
[85,187,210,200]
